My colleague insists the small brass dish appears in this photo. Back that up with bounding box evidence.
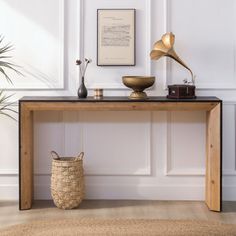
[122,76,155,99]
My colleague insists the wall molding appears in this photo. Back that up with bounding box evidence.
[58,0,66,90]
[6,183,235,201]
[145,0,152,76]
[34,111,152,176]
[166,169,205,176]
[79,111,152,176]
[162,0,170,90]
[222,103,236,176]
[165,112,205,176]
[1,169,235,176]
[223,185,236,201]
[163,0,236,90]
[2,170,233,177]
[34,183,205,200]
[223,170,236,176]
[223,101,236,105]
[0,169,18,175]
[164,105,236,177]
[0,184,18,200]
[1,0,65,91]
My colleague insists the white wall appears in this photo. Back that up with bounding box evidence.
[0,0,236,201]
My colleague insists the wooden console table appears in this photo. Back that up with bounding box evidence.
[19,96,222,211]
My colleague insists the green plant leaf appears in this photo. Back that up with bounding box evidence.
[0,67,12,83]
[0,61,22,74]
[0,94,14,104]
[0,111,16,121]
[0,44,13,55]
[0,36,22,85]
[0,90,17,120]
[0,36,21,120]
[0,100,16,110]
[0,56,12,59]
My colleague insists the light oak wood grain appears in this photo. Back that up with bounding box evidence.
[206,103,221,211]
[22,101,218,111]
[20,103,34,210]
[19,100,222,211]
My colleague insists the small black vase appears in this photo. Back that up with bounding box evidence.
[77,76,87,98]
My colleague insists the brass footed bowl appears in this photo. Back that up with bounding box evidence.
[122,76,155,99]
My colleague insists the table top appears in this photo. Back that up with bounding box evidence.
[19,96,222,103]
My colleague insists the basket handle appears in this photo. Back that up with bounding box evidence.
[76,152,84,161]
[51,151,60,160]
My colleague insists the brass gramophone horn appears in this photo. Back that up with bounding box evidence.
[150,32,194,84]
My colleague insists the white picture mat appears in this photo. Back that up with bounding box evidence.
[0,0,64,89]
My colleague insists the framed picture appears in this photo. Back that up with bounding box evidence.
[97,9,136,66]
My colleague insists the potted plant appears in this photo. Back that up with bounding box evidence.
[0,36,21,119]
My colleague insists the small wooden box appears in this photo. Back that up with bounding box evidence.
[167,84,196,99]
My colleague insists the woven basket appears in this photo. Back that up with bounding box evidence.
[50,151,84,210]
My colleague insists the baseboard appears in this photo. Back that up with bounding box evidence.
[0,185,18,200]
[1,184,235,201]
[223,186,236,201]
[34,184,205,200]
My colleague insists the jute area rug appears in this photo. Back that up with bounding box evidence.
[0,218,236,236]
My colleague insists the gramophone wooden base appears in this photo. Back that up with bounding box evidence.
[167,85,196,99]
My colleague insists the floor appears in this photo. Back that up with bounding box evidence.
[0,200,236,229]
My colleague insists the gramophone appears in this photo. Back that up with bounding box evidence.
[150,32,196,99]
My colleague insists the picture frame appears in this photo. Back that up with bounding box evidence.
[97,9,136,66]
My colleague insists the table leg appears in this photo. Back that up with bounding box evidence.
[205,102,222,211]
[19,103,34,210]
